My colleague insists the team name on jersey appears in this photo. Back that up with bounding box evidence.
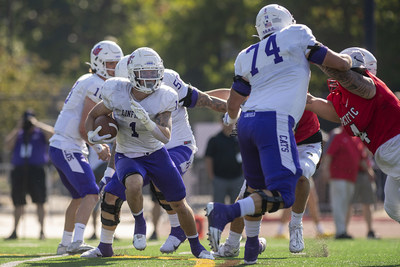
[340,107,359,126]
[279,135,289,152]
[121,109,137,118]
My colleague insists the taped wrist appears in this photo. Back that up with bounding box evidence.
[150,125,170,144]
[93,144,103,153]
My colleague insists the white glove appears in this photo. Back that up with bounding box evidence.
[130,100,156,131]
[87,126,112,144]
[223,112,238,126]
[350,50,365,69]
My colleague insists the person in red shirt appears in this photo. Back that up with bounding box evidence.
[320,127,366,238]
[307,47,400,224]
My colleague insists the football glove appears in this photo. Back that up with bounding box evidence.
[223,112,237,126]
[87,126,112,144]
[130,100,156,131]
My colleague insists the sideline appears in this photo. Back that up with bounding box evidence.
[0,255,64,267]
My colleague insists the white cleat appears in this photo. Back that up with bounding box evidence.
[81,247,103,258]
[66,240,94,254]
[213,242,240,257]
[56,243,68,255]
[205,202,222,252]
[259,237,267,254]
[289,222,304,253]
[198,250,215,260]
[160,235,184,254]
[133,234,147,250]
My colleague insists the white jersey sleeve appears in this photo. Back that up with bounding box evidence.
[101,79,179,154]
[235,24,317,124]
[162,69,197,151]
[50,73,104,154]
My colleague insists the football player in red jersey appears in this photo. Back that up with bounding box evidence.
[306,47,400,224]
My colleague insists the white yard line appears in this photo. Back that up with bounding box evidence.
[0,254,64,267]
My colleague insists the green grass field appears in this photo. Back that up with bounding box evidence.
[0,237,399,266]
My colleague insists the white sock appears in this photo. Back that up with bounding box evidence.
[100,227,115,244]
[73,223,86,243]
[316,222,324,234]
[61,231,73,246]
[187,233,198,239]
[168,213,180,227]
[238,197,255,217]
[226,231,242,246]
[291,211,304,225]
[244,219,261,237]
[276,223,285,235]
[132,209,143,217]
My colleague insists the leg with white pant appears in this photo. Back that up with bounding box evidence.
[383,175,400,223]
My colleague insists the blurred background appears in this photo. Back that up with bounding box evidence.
[0,0,399,226]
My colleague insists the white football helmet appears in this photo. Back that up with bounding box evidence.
[115,55,130,78]
[340,47,377,75]
[255,4,296,40]
[89,40,123,79]
[127,47,164,94]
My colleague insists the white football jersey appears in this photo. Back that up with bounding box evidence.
[101,78,178,154]
[50,73,104,155]
[235,24,317,124]
[162,69,197,152]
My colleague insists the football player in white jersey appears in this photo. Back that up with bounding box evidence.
[81,54,227,258]
[49,40,123,255]
[205,4,352,264]
[84,47,214,259]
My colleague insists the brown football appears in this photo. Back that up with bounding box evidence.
[94,115,118,140]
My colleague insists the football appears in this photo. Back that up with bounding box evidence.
[94,115,118,141]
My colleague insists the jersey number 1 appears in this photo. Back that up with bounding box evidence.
[247,35,283,76]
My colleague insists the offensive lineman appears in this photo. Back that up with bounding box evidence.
[205,4,352,264]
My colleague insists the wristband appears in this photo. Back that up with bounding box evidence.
[104,167,115,178]
[93,144,103,153]
[144,120,157,131]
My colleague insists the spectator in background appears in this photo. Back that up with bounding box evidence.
[320,126,366,239]
[205,118,243,204]
[4,110,54,240]
[350,147,379,239]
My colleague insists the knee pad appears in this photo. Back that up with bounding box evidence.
[384,202,400,223]
[101,195,124,226]
[150,182,172,211]
[243,187,264,217]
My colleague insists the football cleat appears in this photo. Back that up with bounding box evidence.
[80,247,103,258]
[205,202,232,252]
[133,234,147,250]
[198,250,215,260]
[160,235,184,254]
[244,237,267,265]
[66,241,95,254]
[289,221,304,253]
[56,243,68,255]
[213,242,240,257]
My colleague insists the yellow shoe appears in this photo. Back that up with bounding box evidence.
[275,233,289,239]
[316,232,334,239]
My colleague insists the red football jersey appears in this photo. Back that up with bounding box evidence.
[327,70,400,154]
[295,110,320,144]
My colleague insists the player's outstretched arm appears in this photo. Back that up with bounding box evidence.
[317,65,376,99]
[306,93,340,123]
[195,89,227,113]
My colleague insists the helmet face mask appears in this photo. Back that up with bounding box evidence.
[127,47,164,94]
[255,4,296,40]
[90,40,123,79]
